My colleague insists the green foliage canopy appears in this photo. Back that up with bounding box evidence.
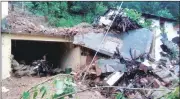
[22,1,178,27]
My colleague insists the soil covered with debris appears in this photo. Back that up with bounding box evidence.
[2,9,105,37]
[2,76,51,99]
[2,76,109,99]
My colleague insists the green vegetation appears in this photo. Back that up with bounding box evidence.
[124,8,152,28]
[115,92,126,99]
[22,77,75,99]
[122,1,178,19]
[161,87,180,99]
[21,1,178,27]
[24,2,108,27]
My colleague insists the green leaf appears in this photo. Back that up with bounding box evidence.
[115,92,126,99]
[40,86,47,98]
[40,86,45,92]
[22,91,30,99]
[53,93,61,99]
[55,80,65,95]
[42,90,47,98]
[33,86,38,99]
[33,91,38,99]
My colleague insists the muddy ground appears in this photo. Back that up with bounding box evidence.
[2,76,108,99]
[2,76,51,99]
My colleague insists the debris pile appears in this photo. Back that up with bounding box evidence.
[93,8,141,33]
[73,30,179,99]
[11,54,36,77]
[2,10,105,37]
[11,54,63,77]
[3,6,179,99]
[160,32,179,61]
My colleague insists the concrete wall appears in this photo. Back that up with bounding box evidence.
[164,22,178,41]
[1,2,8,19]
[2,34,11,79]
[1,33,71,79]
[1,2,9,80]
[10,34,71,42]
[61,46,81,71]
[150,19,178,61]
[151,19,163,61]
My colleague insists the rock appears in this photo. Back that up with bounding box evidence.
[52,68,63,74]
[13,66,23,71]
[11,59,20,68]
[2,86,9,93]
[104,72,124,86]
[14,70,27,77]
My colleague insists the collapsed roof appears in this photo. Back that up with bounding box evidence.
[74,28,153,59]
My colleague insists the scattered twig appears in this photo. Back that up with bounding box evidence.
[93,86,175,91]
[54,85,175,99]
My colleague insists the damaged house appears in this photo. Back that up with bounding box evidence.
[1,15,82,79]
[1,2,106,79]
[1,3,96,79]
[1,2,179,99]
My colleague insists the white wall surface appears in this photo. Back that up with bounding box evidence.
[1,2,8,19]
[164,22,178,41]
[61,46,81,71]
[151,19,178,61]
[151,19,163,61]
[2,34,12,79]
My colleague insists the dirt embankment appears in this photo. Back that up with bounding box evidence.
[4,10,105,37]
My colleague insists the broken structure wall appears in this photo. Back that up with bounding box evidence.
[164,22,178,41]
[151,19,162,61]
[149,18,178,61]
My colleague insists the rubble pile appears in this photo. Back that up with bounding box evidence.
[111,14,141,32]
[93,8,141,33]
[160,32,179,61]
[11,54,63,77]
[74,31,179,99]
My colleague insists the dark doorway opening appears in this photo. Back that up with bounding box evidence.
[11,40,71,69]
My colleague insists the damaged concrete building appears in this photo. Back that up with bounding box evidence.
[1,2,85,79]
[1,3,179,80]
[1,2,179,99]
[1,2,106,79]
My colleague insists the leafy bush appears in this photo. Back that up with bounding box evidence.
[95,2,108,16]
[124,8,152,28]
[14,1,178,27]
[24,2,108,27]
[157,9,174,19]
[124,8,142,22]
[22,77,76,99]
